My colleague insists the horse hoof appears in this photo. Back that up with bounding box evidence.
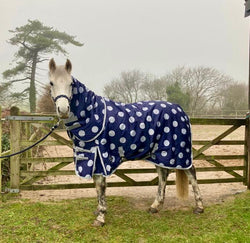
[148,207,159,214]
[193,207,204,214]
[93,220,105,227]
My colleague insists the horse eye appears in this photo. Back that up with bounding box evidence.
[50,82,54,86]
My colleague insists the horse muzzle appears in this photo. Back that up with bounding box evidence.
[57,105,70,119]
[55,97,70,119]
[54,95,71,119]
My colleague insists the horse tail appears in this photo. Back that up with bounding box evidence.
[176,170,189,200]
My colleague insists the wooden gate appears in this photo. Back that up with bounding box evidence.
[1,109,249,192]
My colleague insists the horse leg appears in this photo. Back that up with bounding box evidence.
[93,175,107,226]
[149,166,170,213]
[184,165,204,214]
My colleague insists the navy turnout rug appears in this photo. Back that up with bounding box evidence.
[64,77,192,179]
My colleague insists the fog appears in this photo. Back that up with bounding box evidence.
[0,0,248,95]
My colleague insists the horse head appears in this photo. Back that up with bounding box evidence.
[49,58,73,119]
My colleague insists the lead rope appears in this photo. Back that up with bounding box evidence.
[0,122,60,159]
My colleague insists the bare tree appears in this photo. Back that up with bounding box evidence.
[103,70,146,103]
[220,82,248,115]
[104,70,169,103]
[104,66,234,114]
[141,78,168,101]
[162,66,232,113]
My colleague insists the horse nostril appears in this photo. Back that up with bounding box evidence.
[57,106,70,118]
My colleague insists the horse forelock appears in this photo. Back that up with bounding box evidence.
[49,66,71,80]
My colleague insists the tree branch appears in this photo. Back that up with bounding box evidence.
[36,58,49,63]
[9,77,30,83]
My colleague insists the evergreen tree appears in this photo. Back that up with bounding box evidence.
[2,19,83,112]
[166,82,191,111]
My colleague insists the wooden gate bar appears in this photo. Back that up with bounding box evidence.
[19,166,245,178]
[193,125,241,158]
[114,170,137,185]
[31,123,73,148]
[19,178,244,191]
[21,157,73,164]
[192,147,243,179]
[4,113,248,191]
[193,140,245,145]
[190,118,245,126]
[195,155,245,160]
[21,161,72,185]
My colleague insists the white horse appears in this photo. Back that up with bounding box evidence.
[49,58,204,226]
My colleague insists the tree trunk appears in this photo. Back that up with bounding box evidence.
[30,53,37,113]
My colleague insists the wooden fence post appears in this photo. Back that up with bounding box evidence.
[245,113,250,189]
[10,107,21,192]
[0,106,2,193]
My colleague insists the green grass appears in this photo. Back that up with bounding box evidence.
[0,191,249,243]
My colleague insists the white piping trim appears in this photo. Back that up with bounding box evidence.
[74,97,107,143]
[97,146,107,176]
[144,159,193,170]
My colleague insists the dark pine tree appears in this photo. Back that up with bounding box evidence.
[2,19,83,112]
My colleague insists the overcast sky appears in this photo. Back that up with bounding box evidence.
[0,0,249,96]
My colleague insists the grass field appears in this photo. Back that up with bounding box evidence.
[1,124,248,242]
[0,191,249,243]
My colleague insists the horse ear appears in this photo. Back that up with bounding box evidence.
[49,58,56,73]
[65,59,72,73]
